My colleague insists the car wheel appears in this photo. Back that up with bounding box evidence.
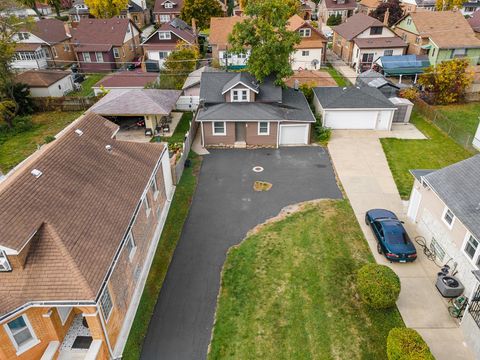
[365,215,370,226]
[377,242,382,254]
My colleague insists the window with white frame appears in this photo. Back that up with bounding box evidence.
[232,89,248,102]
[4,315,38,353]
[384,49,393,56]
[122,47,126,57]
[213,121,226,135]
[159,31,171,40]
[51,46,58,58]
[18,32,30,40]
[464,234,479,261]
[159,51,169,59]
[72,14,80,22]
[160,14,170,22]
[258,122,269,135]
[64,43,70,52]
[83,52,91,62]
[150,177,159,199]
[452,48,467,58]
[299,28,311,37]
[442,207,455,228]
[302,50,309,57]
[125,231,136,261]
[113,48,120,58]
[143,195,151,217]
[100,287,113,321]
[406,18,412,25]
[164,2,173,7]
[0,250,11,271]
[95,52,104,62]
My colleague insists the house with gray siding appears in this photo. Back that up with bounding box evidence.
[196,72,315,148]
[406,155,480,359]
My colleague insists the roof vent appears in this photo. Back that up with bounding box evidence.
[31,169,43,178]
[342,87,347,91]
[105,145,113,152]
[75,129,83,136]
[476,202,480,211]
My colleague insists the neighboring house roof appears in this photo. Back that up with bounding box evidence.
[209,16,243,50]
[400,0,435,6]
[142,17,195,50]
[89,89,181,115]
[15,43,42,52]
[333,13,384,41]
[287,14,328,49]
[313,86,396,108]
[71,18,139,52]
[356,69,400,89]
[27,19,70,44]
[0,113,165,317]
[93,72,159,89]
[468,10,480,33]
[197,72,315,122]
[285,70,338,87]
[378,54,430,75]
[182,66,220,90]
[153,0,184,13]
[421,154,480,242]
[359,0,381,9]
[15,70,71,88]
[323,0,357,10]
[405,11,480,49]
[354,36,407,49]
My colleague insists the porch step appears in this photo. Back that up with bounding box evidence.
[234,141,246,149]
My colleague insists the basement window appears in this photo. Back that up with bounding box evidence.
[0,250,11,271]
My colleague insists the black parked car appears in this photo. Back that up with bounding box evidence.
[365,209,417,262]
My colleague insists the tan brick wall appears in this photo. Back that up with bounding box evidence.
[203,122,236,146]
[393,29,422,55]
[115,34,143,68]
[245,122,278,146]
[332,33,353,63]
[48,40,76,68]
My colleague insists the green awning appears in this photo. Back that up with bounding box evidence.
[421,44,432,49]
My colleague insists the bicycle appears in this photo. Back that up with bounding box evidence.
[448,295,468,319]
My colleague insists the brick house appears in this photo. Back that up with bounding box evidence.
[318,0,357,24]
[209,16,248,69]
[12,19,75,70]
[141,17,196,69]
[153,0,184,24]
[118,0,152,29]
[196,71,315,147]
[71,18,142,73]
[68,0,91,26]
[332,13,407,73]
[0,112,174,360]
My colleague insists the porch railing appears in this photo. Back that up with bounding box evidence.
[468,285,480,329]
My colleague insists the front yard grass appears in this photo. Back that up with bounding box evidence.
[209,200,404,360]
[381,111,473,199]
[434,102,480,138]
[123,152,202,360]
[70,73,105,97]
[0,111,83,173]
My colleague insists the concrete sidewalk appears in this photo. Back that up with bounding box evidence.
[328,127,474,360]
[326,50,357,84]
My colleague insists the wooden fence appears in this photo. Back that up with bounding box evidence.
[170,118,198,184]
[32,96,98,112]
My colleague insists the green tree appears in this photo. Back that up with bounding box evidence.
[326,13,342,26]
[228,0,301,84]
[47,0,62,17]
[159,42,200,89]
[435,0,463,10]
[16,0,43,17]
[84,0,129,18]
[418,58,474,104]
[371,0,404,27]
[180,0,224,30]
[239,0,299,15]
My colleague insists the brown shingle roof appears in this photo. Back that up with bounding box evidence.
[15,43,42,52]
[410,11,480,49]
[209,16,243,50]
[323,0,357,10]
[93,72,159,88]
[30,19,70,44]
[359,0,381,9]
[0,113,165,316]
[71,18,138,52]
[468,11,480,32]
[354,36,407,48]
[333,13,384,40]
[15,70,71,87]
[284,70,337,87]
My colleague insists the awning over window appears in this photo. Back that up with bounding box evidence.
[378,54,431,76]
[420,44,432,50]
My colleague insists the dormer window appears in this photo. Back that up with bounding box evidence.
[159,31,171,40]
[0,250,11,271]
[18,32,30,40]
[370,26,383,35]
[299,28,311,37]
[232,89,249,102]
[165,2,173,8]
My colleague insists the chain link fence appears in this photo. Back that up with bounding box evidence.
[414,98,477,153]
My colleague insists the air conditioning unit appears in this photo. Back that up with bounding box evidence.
[436,275,465,298]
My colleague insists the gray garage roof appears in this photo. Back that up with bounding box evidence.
[422,155,480,241]
[313,86,396,109]
[197,87,315,122]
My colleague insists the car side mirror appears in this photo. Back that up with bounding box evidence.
[400,221,405,224]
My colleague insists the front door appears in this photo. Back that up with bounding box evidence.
[235,122,246,142]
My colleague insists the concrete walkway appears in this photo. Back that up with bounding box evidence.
[191,128,209,155]
[326,50,357,84]
[328,126,474,360]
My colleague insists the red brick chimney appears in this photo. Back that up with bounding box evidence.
[383,8,390,26]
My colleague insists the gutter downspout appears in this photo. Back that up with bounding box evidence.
[201,121,205,147]
[97,304,116,359]
[276,121,280,148]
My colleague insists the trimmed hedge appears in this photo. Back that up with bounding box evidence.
[357,263,400,309]
[387,328,435,360]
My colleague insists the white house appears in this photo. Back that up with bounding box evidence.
[473,122,480,151]
[16,70,74,97]
[312,86,397,130]
[12,30,49,70]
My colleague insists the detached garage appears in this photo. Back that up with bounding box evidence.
[312,86,397,131]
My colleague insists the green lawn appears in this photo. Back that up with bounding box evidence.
[324,63,351,87]
[70,74,105,97]
[123,152,202,360]
[434,102,480,138]
[381,112,473,199]
[158,112,193,145]
[209,200,404,360]
[0,111,83,173]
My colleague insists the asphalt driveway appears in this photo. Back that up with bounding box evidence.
[140,147,342,360]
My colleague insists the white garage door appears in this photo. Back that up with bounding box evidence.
[324,110,378,129]
[279,125,308,145]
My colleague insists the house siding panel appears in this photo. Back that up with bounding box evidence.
[78,51,115,72]
[245,121,278,146]
[203,122,235,146]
